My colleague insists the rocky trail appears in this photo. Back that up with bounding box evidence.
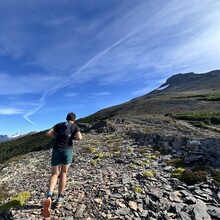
[0,126,220,220]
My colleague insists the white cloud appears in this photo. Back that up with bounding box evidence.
[65,92,78,97]
[91,92,111,96]
[0,72,62,95]
[0,108,23,115]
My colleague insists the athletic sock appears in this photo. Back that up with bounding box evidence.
[47,191,53,198]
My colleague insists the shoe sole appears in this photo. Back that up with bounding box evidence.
[42,198,51,218]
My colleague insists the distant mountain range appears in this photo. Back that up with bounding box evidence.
[0,133,26,143]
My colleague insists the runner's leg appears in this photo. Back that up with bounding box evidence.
[58,164,70,195]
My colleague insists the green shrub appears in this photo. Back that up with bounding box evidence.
[173,112,220,125]
[211,169,220,187]
[134,187,143,194]
[178,169,207,185]
[129,164,137,170]
[142,171,154,177]
[171,167,185,178]
[97,152,104,159]
[145,154,157,159]
[127,147,134,152]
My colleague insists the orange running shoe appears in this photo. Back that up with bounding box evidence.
[42,197,51,218]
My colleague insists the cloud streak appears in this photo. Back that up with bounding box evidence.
[0,108,23,115]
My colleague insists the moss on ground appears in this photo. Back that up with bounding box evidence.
[0,191,30,212]
[142,171,154,177]
[171,167,185,178]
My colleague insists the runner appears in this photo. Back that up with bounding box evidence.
[42,112,82,218]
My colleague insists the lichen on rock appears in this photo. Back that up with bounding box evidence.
[0,191,30,212]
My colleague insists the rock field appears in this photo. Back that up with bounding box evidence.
[0,121,220,220]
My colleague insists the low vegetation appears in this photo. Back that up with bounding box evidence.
[0,184,9,202]
[178,170,207,185]
[172,112,220,129]
[174,92,220,101]
[0,191,30,212]
[0,131,52,164]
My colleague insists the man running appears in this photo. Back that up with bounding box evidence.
[42,112,82,218]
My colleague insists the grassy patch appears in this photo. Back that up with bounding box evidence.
[134,187,143,194]
[198,93,220,101]
[174,93,220,101]
[172,112,220,125]
[171,167,185,178]
[142,171,154,177]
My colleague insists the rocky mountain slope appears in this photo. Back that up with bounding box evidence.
[78,70,220,122]
[0,125,220,220]
[0,70,220,219]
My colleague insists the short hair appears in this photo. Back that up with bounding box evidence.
[66,112,76,121]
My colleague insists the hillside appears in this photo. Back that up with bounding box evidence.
[78,70,220,123]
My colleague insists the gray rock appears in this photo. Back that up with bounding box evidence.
[115,208,130,216]
[193,199,211,220]
[178,212,191,220]
[207,205,220,219]
[110,193,123,199]
[169,192,182,203]
[75,204,86,218]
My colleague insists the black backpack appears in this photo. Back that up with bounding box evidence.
[58,122,72,139]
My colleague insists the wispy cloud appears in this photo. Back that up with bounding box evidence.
[91,92,111,96]
[0,72,62,95]
[65,93,78,97]
[0,108,23,115]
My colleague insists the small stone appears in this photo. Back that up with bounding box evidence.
[115,208,130,216]
[128,201,138,211]
[169,192,182,203]
[94,198,102,204]
[163,166,173,172]
[110,193,123,199]
[65,203,72,210]
[141,210,148,218]
[75,204,86,218]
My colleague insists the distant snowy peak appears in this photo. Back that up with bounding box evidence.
[9,133,25,139]
[157,84,169,91]
[0,133,26,143]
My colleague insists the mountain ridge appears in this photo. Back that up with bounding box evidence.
[78,70,220,123]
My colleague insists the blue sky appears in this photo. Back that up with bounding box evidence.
[0,0,220,136]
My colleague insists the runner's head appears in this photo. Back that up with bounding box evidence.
[66,112,76,122]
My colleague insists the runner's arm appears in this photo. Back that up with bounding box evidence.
[75,131,82,140]
[46,128,55,138]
